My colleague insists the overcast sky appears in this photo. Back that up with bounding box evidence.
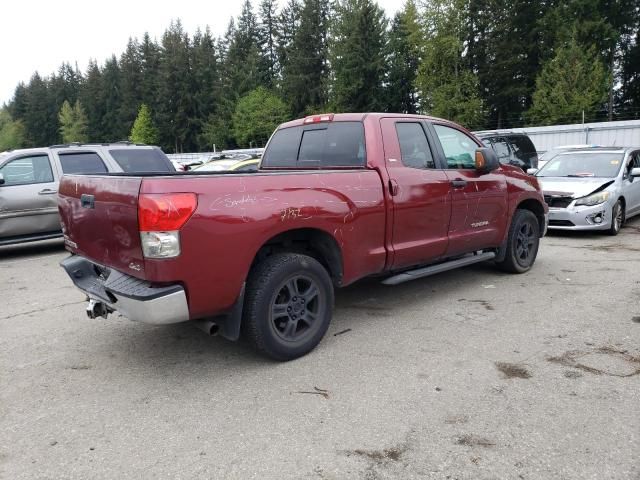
[0,0,405,105]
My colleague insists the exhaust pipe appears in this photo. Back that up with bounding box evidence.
[86,299,109,319]
[193,319,219,336]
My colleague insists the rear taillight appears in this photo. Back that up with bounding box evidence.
[138,193,197,259]
[138,193,197,231]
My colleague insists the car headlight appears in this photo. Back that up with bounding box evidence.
[575,191,610,207]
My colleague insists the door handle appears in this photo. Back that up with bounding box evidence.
[451,179,467,189]
[38,189,57,195]
[388,179,399,196]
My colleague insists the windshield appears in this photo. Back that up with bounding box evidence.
[536,152,624,178]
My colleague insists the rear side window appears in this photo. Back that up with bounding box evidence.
[109,149,173,173]
[490,138,512,163]
[263,122,366,168]
[395,123,436,169]
[59,152,108,174]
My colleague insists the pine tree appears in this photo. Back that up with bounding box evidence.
[527,38,609,125]
[192,27,220,150]
[58,100,89,143]
[157,20,195,152]
[232,86,289,146]
[276,0,301,85]
[139,33,162,114]
[119,38,144,135]
[129,104,159,144]
[80,60,105,141]
[281,0,331,116]
[385,1,421,113]
[101,55,124,141]
[23,72,59,146]
[416,0,484,128]
[330,0,387,112]
[259,0,279,87]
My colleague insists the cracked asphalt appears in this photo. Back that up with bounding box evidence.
[1,218,639,480]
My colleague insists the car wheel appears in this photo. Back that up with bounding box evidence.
[243,253,334,361]
[607,200,624,236]
[495,209,540,273]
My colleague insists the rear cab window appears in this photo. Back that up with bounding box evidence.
[109,148,174,173]
[262,122,366,168]
[395,123,436,169]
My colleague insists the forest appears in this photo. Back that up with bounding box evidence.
[1,0,639,153]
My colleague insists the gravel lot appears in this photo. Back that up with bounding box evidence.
[1,219,639,480]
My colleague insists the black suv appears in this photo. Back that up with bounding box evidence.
[474,132,538,172]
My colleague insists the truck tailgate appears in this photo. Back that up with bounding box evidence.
[58,175,146,277]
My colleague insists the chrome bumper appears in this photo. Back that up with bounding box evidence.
[60,255,190,325]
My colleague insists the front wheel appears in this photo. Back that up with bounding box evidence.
[495,209,540,273]
[242,253,334,361]
[607,200,624,236]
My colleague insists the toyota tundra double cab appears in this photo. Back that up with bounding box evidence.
[58,113,548,360]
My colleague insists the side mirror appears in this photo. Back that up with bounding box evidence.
[527,168,538,175]
[0,172,5,185]
[474,147,499,174]
[631,167,640,177]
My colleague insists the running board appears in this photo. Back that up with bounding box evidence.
[382,252,496,286]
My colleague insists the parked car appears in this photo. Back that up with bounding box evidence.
[0,143,175,246]
[58,113,548,360]
[531,146,640,234]
[193,157,260,172]
[537,144,602,169]
[475,132,538,172]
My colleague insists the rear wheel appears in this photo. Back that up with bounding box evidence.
[243,253,334,361]
[495,209,540,273]
[607,200,624,236]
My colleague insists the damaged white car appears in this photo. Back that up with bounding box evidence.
[529,146,640,235]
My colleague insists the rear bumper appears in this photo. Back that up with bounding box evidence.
[60,255,190,325]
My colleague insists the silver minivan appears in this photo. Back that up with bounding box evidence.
[531,146,640,235]
[0,143,175,246]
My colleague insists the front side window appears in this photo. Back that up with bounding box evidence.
[59,152,108,174]
[433,124,477,169]
[0,155,53,185]
[395,123,436,169]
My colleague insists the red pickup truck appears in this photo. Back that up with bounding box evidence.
[59,113,548,360]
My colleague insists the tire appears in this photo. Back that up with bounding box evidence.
[242,253,334,361]
[607,200,624,236]
[495,209,540,273]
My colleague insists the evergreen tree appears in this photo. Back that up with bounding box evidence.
[259,0,279,87]
[385,1,421,113]
[226,0,264,96]
[119,38,144,134]
[232,87,289,146]
[23,72,59,146]
[0,108,26,151]
[58,100,89,143]
[101,55,124,141]
[139,33,162,114]
[330,0,387,112]
[276,0,301,86]
[157,20,195,152]
[527,38,609,125]
[191,27,220,150]
[416,0,484,128]
[281,0,331,116]
[129,104,159,144]
[619,29,640,116]
[80,60,105,141]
